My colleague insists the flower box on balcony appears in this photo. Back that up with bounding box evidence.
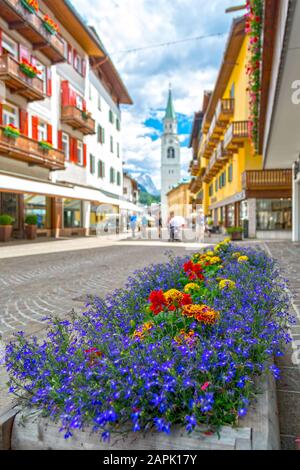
[19,58,41,79]
[38,140,53,151]
[20,0,39,14]
[3,124,20,139]
[43,15,59,35]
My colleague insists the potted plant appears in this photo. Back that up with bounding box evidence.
[3,124,20,139]
[39,140,53,151]
[19,58,41,79]
[0,215,14,242]
[43,15,59,35]
[226,226,243,241]
[25,214,38,240]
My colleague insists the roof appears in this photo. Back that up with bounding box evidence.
[189,111,204,148]
[43,0,133,105]
[166,178,191,195]
[165,88,176,120]
[203,16,246,126]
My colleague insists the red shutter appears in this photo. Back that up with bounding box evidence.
[47,124,53,144]
[83,143,87,167]
[0,103,3,126]
[0,29,3,55]
[61,80,70,107]
[82,99,87,112]
[73,49,77,70]
[82,59,86,77]
[70,137,77,163]
[32,116,39,140]
[57,130,63,150]
[67,44,72,64]
[69,136,73,161]
[70,89,77,106]
[19,109,28,136]
[46,67,52,97]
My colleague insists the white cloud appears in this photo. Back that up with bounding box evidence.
[73,0,239,187]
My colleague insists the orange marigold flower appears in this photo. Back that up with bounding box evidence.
[164,289,192,310]
[182,304,219,325]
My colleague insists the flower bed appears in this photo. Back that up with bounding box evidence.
[6,240,292,443]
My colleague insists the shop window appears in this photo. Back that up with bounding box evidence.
[24,194,50,229]
[227,204,235,227]
[256,199,292,231]
[63,199,82,228]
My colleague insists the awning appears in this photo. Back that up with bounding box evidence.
[0,173,121,207]
[119,200,144,213]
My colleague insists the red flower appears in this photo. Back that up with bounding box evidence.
[183,261,204,281]
[84,348,102,357]
[149,290,167,315]
[201,381,211,391]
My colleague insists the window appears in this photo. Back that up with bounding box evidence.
[98,160,105,178]
[2,102,19,127]
[62,133,70,161]
[64,199,82,228]
[33,58,46,93]
[167,147,175,159]
[77,141,83,165]
[117,143,120,158]
[110,167,115,184]
[117,172,121,186]
[228,164,233,183]
[256,199,292,231]
[98,95,101,111]
[110,136,114,153]
[2,33,18,58]
[116,118,120,131]
[38,122,47,141]
[89,85,92,101]
[109,110,114,124]
[230,83,235,99]
[209,184,213,197]
[74,53,82,74]
[90,154,96,174]
[219,172,226,188]
[76,94,83,111]
[97,125,105,144]
[215,179,218,192]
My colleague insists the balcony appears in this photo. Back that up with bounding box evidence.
[0,126,65,170]
[216,98,235,123]
[0,54,45,101]
[0,0,65,63]
[242,169,292,192]
[223,121,250,150]
[189,177,202,194]
[61,106,96,135]
[190,158,200,176]
[216,141,231,163]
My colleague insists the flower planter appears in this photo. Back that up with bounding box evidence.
[20,0,38,14]
[0,225,13,242]
[25,225,37,241]
[3,127,20,139]
[43,22,57,36]
[230,232,243,241]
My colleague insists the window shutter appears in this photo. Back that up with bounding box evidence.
[32,116,39,140]
[19,109,28,136]
[83,143,87,167]
[102,161,105,178]
[47,124,53,144]
[67,44,72,64]
[82,100,87,112]
[61,81,70,107]
[0,103,2,126]
[57,130,63,150]
[46,67,52,97]
[73,49,77,69]
[102,127,105,144]
[72,138,78,163]
[70,88,77,106]
[0,29,3,55]
[69,137,73,161]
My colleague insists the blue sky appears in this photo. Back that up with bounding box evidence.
[72,0,242,188]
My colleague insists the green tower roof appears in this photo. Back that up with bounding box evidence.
[165,87,176,120]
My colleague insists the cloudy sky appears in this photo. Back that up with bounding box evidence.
[73,0,242,189]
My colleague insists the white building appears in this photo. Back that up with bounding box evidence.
[0,0,136,239]
[161,87,181,223]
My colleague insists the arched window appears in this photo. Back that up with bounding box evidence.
[167,147,175,159]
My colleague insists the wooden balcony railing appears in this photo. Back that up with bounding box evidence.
[0,0,65,63]
[61,106,96,135]
[216,141,231,162]
[190,158,200,176]
[216,98,235,122]
[0,54,44,101]
[223,121,250,150]
[0,126,65,170]
[242,170,292,191]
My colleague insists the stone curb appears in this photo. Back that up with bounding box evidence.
[1,372,280,450]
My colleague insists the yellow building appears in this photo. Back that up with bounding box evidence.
[190,17,292,239]
[167,180,192,220]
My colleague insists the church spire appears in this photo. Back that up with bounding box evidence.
[165,84,176,120]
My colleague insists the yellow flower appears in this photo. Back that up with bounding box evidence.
[209,256,221,265]
[219,279,236,290]
[142,322,154,332]
[184,283,201,293]
[182,304,219,325]
[206,251,214,257]
[232,252,241,259]
[164,289,185,305]
[238,256,249,264]
[224,238,231,244]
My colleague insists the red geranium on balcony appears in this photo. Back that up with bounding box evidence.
[43,14,59,35]
[19,58,41,79]
[20,0,39,14]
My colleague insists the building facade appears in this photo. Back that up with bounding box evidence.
[161,87,181,223]
[0,0,135,240]
[167,179,192,220]
[189,16,292,239]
